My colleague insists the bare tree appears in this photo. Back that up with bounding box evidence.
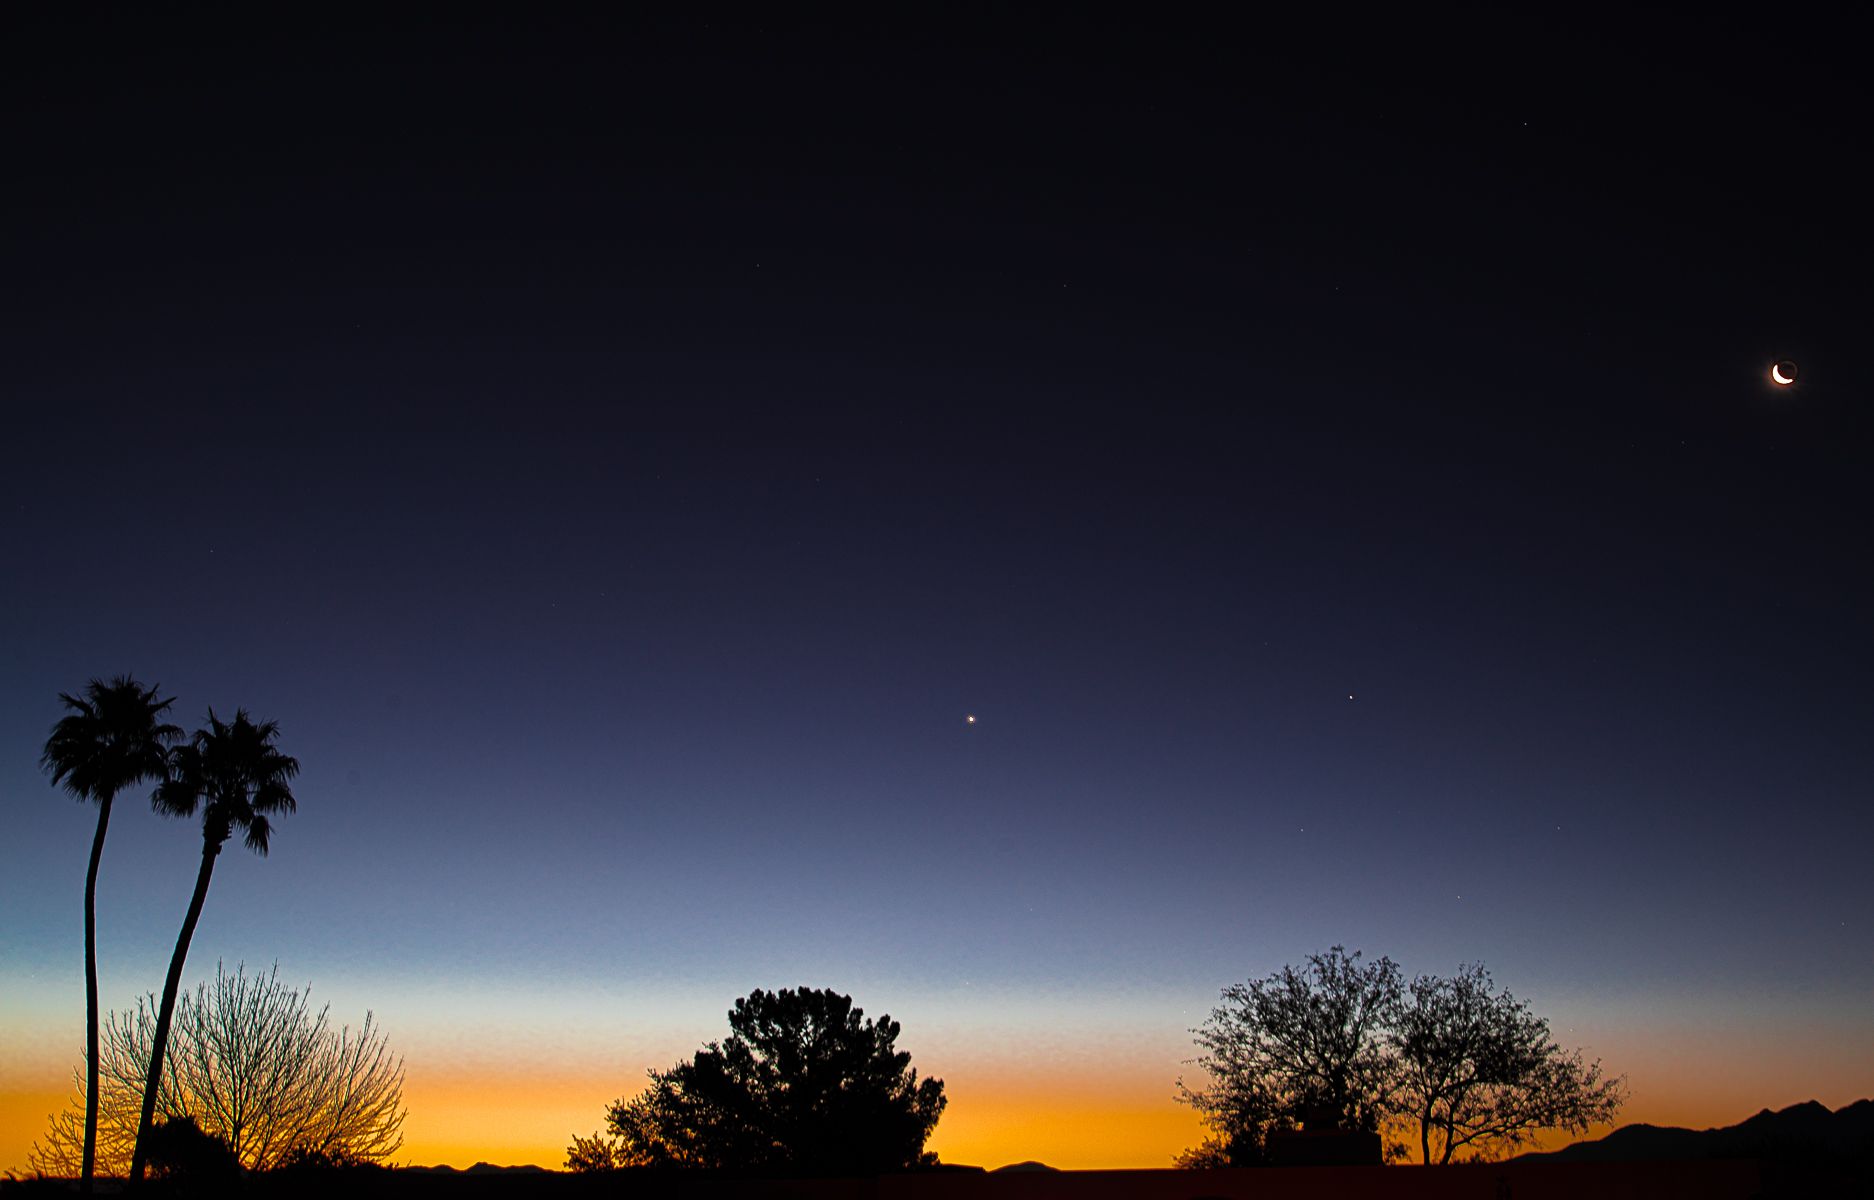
[1391,964,1625,1163]
[30,962,404,1175]
[1178,949,1623,1167]
[1178,946,1402,1163]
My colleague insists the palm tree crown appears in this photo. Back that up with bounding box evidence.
[153,709,300,854]
[42,676,181,804]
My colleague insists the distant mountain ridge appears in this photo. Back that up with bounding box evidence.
[399,1162,550,1174]
[1520,1099,1874,1163]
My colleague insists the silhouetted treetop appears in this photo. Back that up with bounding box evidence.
[42,675,182,802]
[153,708,299,854]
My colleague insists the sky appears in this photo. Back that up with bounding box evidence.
[2,9,1870,1173]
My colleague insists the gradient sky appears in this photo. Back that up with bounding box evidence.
[3,10,1870,1173]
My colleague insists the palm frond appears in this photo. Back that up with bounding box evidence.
[42,676,181,802]
[243,814,273,856]
[176,707,299,854]
[251,779,298,815]
[151,775,202,819]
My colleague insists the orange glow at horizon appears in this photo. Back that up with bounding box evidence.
[394,1063,1206,1171]
[0,1088,68,1176]
[927,1076,1203,1170]
[359,1052,1772,1172]
[395,1053,1208,1168]
[399,1070,613,1168]
[321,1063,1711,1171]
[0,1068,1789,1176]
[6,1022,1870,1174]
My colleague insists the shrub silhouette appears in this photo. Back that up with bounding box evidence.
[589,986,946,1176]
[565,1131,621,1172]
[142,1116,241,1195]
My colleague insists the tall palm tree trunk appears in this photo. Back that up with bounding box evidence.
[80,795,113,1194]
[127,839,220,1184]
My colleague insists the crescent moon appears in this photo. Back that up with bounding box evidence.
[1771,363,1794,385]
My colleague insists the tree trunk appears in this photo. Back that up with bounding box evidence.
[128,837,220,1184]
[80,794,113,1195]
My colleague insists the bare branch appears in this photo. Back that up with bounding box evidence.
[30,962,404,1174]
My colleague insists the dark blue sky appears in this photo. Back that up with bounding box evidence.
[4,9,1869,1168]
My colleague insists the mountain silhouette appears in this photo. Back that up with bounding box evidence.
[1520,1099,1874,1164]
[400,1162,550,1174]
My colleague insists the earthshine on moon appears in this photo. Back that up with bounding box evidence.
[1771,360,1798,385]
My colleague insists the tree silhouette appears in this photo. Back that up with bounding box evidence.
[128,710,298,1183]
[1391,963,1625,1163]
[32,962,405,1175]
[593,987,946,1176]
[1180,950,1627,1167]
[1180,947,1402,1163]
[40,676,181,1192]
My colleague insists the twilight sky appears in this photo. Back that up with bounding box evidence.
[2,10,1869,1171]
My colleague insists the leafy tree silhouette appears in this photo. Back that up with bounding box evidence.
[592,987,946,1176]
[128,710,298,1183]
[41,676,181,1193]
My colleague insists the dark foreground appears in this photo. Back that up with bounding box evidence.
[8,1160,1835,1200]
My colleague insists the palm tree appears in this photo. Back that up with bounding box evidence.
[128,709,298,1184]
[41,676,181,1193]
